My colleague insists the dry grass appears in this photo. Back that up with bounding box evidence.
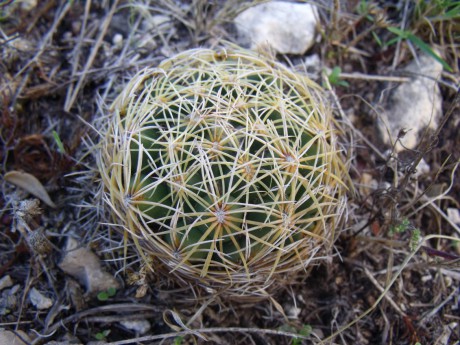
[0,0,459,344]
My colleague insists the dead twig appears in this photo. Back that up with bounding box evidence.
[44,303,162,335]
[363,267,407,317]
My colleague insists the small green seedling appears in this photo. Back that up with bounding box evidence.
[292,324,312,345]
[279,324,312,345]
[389,218,411,236]
[95,329,110,341]
[97,287,117,301]
[52,130,66,154]
[173,336,184,345]
[371,31,383,47]
[327,66,349,87]
[389,218,421,252]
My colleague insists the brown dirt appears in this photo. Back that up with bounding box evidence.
[1,1,459,344]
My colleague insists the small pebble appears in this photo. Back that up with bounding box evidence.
[0,275,13,291]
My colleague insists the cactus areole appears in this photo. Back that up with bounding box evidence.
[99,47,348,297]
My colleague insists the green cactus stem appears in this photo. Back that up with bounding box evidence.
[98,46,350,297]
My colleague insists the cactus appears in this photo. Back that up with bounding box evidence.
[98,47,349,296]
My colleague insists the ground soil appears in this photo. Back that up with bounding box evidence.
[1,1,459,344]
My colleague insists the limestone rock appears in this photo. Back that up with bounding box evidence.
[119,319,151,335]
[58,238,120,294]
[378,53,443,151]
[0,330,31,345]
[447,208,460,225]
[234,1,319,54]
[29,287,53,310]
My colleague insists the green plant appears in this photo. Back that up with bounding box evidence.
[389,218,421,252]
[97,287,117,301]
[99,46,350,296]
[412,0,460,25]
[389,218,411,235]
[173,336,184,345]
[95,329,110,341]
[279,324,312,345]
[386,26,453,72]
[327,66,349,87]
[52,130,66,154]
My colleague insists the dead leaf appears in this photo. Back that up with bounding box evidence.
[4,170,56,208]
[0,275,13,291]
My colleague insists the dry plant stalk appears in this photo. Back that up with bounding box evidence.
[98,47,350,297]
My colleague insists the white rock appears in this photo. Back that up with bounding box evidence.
[0,330,31,345]
[112,33,123,48]
[58,238,120,294]
[29,287,53,310]
[234,1,319,54]
[378,53,443,151]
[0,276,13,291]
[286,304,302,319]
[447,208,460,225]
[20,0,37,11]
[303,54,321,71]
[119,319,151,334]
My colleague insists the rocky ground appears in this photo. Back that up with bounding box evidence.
[0,1,459,344]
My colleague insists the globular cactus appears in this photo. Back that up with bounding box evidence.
[99,47,349,297]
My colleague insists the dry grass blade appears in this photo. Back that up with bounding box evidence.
[320,234,460,344]
[64,0,121,111]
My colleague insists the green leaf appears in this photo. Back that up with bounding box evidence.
[329,66,341,83]
[386,27,453,72]
[372,31,383,47]
[107,287,117,297]
[439,4,460,19]
[387,26,410,39]
[328,67,349,88]
[95,330,110,340]
[97,291,109,301]
[174,336,184,345]
[407,33,453,72]
[385,36,401,47]
[95,333,105,341]
[52,130,66,154]
[389,218,410,236]
[299,324,312,337]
